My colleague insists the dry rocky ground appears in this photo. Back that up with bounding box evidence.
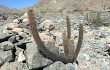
[0,11,110,70]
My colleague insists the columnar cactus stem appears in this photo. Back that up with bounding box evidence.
[66,16,71,40]
[28,9,83,64]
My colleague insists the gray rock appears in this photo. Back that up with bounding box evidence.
[25,43,52,69]
[17,63,29,70]
[43,61,78,70]
[17,51,26,62]
[38,20,55,31]
[14,40,31,50]
[8,36,16,43]
[0,62,29,70]
[101,30,109,37]
[95,42,106,49]
[0,57,4,66]
[94,30,102,39]
[44,41,59,54]
[15,46,24,56]
[0,34,12,42]
[0,50,13,62]
[1,41,14,51]
[66,63,78,70]
[78,53,90,61]
[43,61,65,70]
[0,62,9,70]
[91,58,97,64]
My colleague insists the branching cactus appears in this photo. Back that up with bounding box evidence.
[28,9,83,64]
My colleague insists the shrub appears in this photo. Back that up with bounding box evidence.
[84,11,104,27]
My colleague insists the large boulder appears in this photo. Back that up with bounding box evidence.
[25,41,59,69]
[25,43,53,69]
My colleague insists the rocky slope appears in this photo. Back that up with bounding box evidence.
[33,0,110,13]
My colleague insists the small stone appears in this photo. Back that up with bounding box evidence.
[15,46,24,56]
[0,57,4,66]
[0,34,12,42]
[42,20,55,31]
[91,58,97,64]
[1,41,14,51]
[43,61,65,70]
[18,32,27,39]
[0,50,13,62]
[12,28,24,34]
[13,19,19,23]
[17,52,26,62]
[6,23,19,30]
[66,63,78,70]
[0,62,29,70]
[8,36,16,43]
[79,54,90,61]
[22,18,29,22]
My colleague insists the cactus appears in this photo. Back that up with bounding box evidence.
[28,9,83,64]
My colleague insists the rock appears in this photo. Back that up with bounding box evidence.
[13,19,19,23]
[23,28,30,34]
[14,40,31,50]
[0,34,12,42]
[40,20,55,31]
[66,63,78,70]
[22,18,29,22]
[15,46,24,56]
[51,31,63,43]
[0,62,29,70]
[1,41,14,51]
[95,42,106,49]
[3,29,13,34]
[106,36,110,43]
[44,41,59,54]
[16,63,29,70]
[91,58,97,64]
[19,22,29,29]
[21,13,28,19]
[78,53,90,61]
[17,52,26,62]
[5,23,19,30]
[94,30,102,39]
[43,61,78,70]
[101,30,109,37]
[0,50,13,62]
[31,33,54,43]
[25,43,52,69]
[0,62,9,70]
[18,32,27,39]
[15,35,23,41]
[12,28,24,34]
[0,57,4,66]
[43,61,65,70]
[8,36,16,43]
[58,46,64,54]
